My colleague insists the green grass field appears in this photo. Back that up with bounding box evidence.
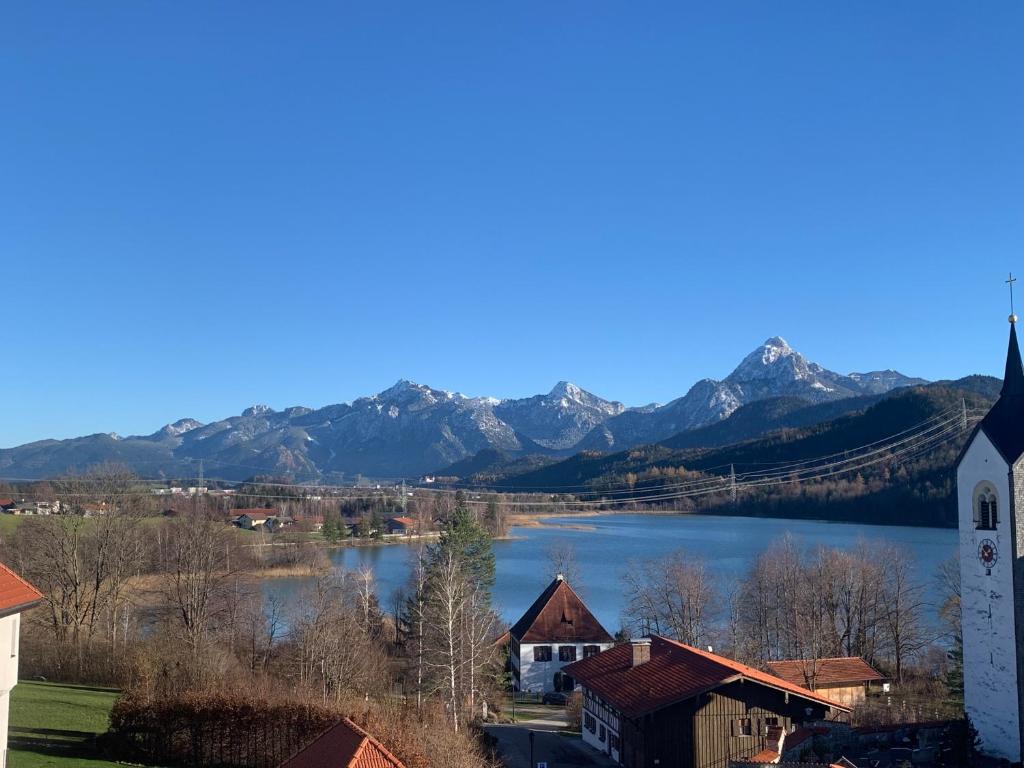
[8,681,122,768]
[0,514,25,537]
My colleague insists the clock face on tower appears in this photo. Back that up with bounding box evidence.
[979,539,998,570]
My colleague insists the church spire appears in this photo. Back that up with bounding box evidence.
[1002,321,1024,397]
[978,316,1024,463]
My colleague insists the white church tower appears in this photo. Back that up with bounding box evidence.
[956,312,1024,763]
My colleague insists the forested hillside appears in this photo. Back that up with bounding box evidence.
[486,380,999,527]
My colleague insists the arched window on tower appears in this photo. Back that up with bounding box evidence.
[976,487,998,530]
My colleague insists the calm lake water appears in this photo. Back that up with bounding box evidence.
[264,513,957,634]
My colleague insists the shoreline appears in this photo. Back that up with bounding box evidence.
[503,507,956,531]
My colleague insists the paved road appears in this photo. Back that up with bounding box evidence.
[484,724,617,768]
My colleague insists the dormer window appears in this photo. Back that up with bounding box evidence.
[976,486,998,530]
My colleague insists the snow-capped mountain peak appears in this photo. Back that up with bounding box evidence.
[156,418,204,438]
[241,404,273,417]
[0,337,926,481]
[548,380,583,400]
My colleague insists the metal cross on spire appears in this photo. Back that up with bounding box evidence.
[1008,273,1018,323]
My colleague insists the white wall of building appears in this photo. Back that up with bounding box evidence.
[957,431,1021,763]
[581,689,621,764]
[515,642,614,693]
[0,612,22,768]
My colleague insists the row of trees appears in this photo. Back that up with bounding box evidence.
[1,468,501,765]
[619,535,952,688]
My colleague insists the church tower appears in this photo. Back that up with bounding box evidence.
[956,315,1024,763]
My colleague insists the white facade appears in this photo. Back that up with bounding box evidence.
[0,612,22,768]
[957,429,1021,763]
[512,641,613,693]
[581,687,621,763]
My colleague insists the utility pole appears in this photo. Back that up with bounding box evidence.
[962,397,968,431]
[730,464,737,506]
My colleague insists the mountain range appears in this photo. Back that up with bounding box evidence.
[0,338,926,481]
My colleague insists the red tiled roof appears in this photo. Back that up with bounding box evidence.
[563,636,849,719]
[767,657,885,688]
[510,576,614,644]
[279,718,405,768]
[746,748,781,763]
[0,498,15,508]
[234,508,277,517]
[0,561,44,617]
[387,517,417,527]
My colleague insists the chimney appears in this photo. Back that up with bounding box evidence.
[630,638,651,667]
[555,573,564,581]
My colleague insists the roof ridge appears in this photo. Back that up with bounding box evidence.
[342,717,405,768]
[509,576,613,643]
[655,636,849,711]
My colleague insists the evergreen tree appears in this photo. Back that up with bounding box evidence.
[370,507,384,539]
[321,509,342,544]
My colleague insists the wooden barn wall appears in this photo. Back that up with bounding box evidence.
[616,682,830,768]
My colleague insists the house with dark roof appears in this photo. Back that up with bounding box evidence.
[278,717,405,768]
[766,657,885,708]
[0,561,44,768]
[564,635,850,768]
[508,574,614,693]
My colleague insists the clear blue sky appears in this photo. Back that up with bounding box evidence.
[2,2,1022,447]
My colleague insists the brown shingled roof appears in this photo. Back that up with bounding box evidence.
[766,657,885,688]
[0,561,44,618]
[563,635,849,719]
[278,718,405,768]
[509,576,614,644]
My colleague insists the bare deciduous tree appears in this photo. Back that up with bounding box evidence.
[623,549,716,647]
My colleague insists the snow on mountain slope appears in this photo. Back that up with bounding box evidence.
[0,339,924,480]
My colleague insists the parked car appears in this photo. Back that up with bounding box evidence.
[542,692,569,706]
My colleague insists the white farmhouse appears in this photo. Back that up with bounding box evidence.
[956,314,1024,763]
[508,574,614,694]
[0,561,44,768]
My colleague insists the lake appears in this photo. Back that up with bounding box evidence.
[264,513,958,634]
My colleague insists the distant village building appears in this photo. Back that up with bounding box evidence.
[384,516,417,535]
[231,509,277,530]
[956,315,1024,763]
[265,516,295,533]
[765,657,884,708]
[6,500,59,516]
[0,562,44,768]
[564,635,849,768]
[508,574,614,694]
[278,717,405,768]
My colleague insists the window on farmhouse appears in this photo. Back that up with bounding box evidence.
[533,645,552,662]
[610,734,620,750]
[735,718,752,737]
[583,644,600,658]
[584,712,596,733]
[559,645,577,662]
[599,724,606,742]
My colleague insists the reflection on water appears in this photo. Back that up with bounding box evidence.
[263,513,957,633]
